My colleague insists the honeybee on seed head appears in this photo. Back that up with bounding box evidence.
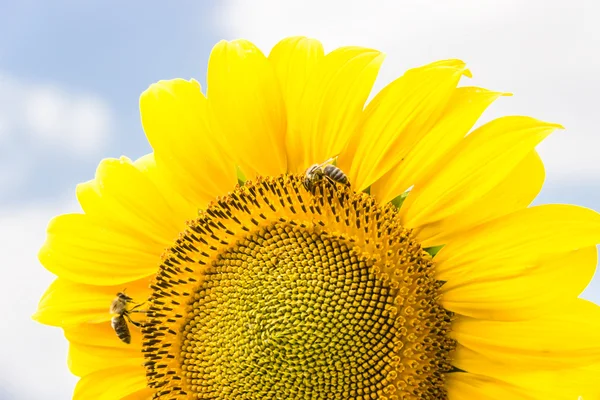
[110,291,145,344]
[303,157,350,194]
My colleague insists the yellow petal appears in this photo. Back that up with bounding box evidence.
[39,213,160,285]
[452,299,600,369]
[33,277,151,327]
[400,116,562,229]
[268,36,324,122]
[441,247,597,321]
[285,45,384,172]
[140,79,236,206]
[446,372,534,400]
[66,322,143,377]
[416,150,545,248]
[207,39,286,178]
[65,322,144,350]
[76,157,187,247]
[371,87,509,204]
[435,204,600,282]
[133,153,198,219]
[73,365,148,400]
[68,339,142,378]
[340,59,469,191]
[454,345,600,400]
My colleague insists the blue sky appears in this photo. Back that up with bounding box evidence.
[0,1,598,398]
[0,1,222,205]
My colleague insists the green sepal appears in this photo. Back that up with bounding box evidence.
[390,190,410,209]
[424,245,444,258]
[236,165,246,186]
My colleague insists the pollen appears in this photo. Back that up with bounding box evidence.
[142,175,454,399]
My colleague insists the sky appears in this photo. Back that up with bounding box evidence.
[0,0,598,398]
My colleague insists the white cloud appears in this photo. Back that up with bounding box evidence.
[0,154,34,195]
[0,74,114,197]
[0,198,79,399]
[214,0,600,185]
[0,73,113,156]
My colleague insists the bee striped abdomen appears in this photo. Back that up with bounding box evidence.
[323,164,349,186]
[112,315,132,344]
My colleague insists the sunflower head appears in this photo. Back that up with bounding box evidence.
[34,36,600,400]
[141,176,454,398]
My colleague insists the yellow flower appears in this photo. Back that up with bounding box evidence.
[34,37,600,400]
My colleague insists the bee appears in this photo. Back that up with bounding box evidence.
[303,157,350,193]
[110,292,145,344]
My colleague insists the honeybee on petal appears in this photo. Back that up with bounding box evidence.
[110,291,145,344]
[303,157,350,193]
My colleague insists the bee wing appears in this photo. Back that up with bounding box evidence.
[318,155,340,168]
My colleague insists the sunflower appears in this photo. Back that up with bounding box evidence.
[34,37,600,400]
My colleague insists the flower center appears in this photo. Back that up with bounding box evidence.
[142,175,454,399]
